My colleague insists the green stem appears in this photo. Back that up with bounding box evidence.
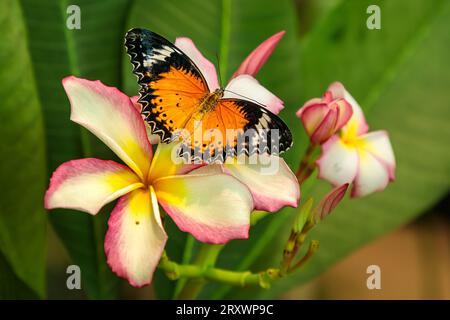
[173,235,196,298]
[174,211,269,299]
[289,240,319,273]
[219,0,231,83]
[295,143,317,183]
[280,231,299,275]
[159,253,280,291]
[175,244,224,299]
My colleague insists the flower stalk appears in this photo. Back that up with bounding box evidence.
[280,199,317,276]
[295,143,317,184]
[174,210,272,299]
[159,252,281,296]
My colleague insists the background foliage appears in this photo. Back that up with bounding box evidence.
[0,0,448,299]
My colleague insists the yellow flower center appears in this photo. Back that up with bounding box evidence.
[340,121,366,150]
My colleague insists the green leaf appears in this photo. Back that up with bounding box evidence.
[227,0,450,298]
[0,0,47,298]
[0,251,38,299]
[124,0,302,299]
[20,0,132,299]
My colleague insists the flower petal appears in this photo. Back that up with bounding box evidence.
[175,37,220,91]
[333,98,353,130]
[130,95,141,112]
[310,108,338,144]
[232,31,285,78]
[153,174,253,244]
[104,188,167,287]
[328,82,369,135]
[351,150,390,198]
[44,158,143,215]
[296,103,329,137]
[298,97,324,110]
[316,136,359,186]
[361,130,396,180]
[147,142,204,182]
[63,76,153,180]
[131,95,160,145]
[224,74,284,114]
[224,155,299,212]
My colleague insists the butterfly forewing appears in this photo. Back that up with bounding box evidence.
[125,28,209,143]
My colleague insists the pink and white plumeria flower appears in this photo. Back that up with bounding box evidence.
[173,31,299,212]
[316,82,396,198]
[45,77,256,287]
[296,87,353,144]
[44,32,299,287]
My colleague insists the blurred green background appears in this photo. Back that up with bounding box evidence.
[0,0,448,299]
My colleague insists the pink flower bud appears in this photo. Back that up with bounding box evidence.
[296,89,353,144]
[314,183,349,221]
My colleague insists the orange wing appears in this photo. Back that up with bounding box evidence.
[125,28,208,143]
[180,99,292,163]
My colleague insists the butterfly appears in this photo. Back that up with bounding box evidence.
[125,28,292,163]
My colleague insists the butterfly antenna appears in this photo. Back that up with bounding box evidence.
[223,89,268,108]
[215,52,223,88]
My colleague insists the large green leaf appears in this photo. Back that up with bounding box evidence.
[226,0,450,298]
[123,0,302,299]
[0,0,47,298]
[20,0,132,299]
[0,252,38,299]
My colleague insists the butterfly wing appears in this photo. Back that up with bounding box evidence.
[125,28,209,143]
[180,98,293,162]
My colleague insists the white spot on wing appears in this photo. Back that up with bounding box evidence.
[142,45,175,67]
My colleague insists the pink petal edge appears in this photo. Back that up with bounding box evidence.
[62,76,153,178]
[104,190,167,287]
[310,109,338,144]
[174,37,220,90]
[160,202,250,244]
[328,81,369,135]
[44,158,137,215]
[232,31,285,78]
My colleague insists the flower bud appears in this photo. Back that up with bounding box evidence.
[296,87,353,144]
[313,183,349,221]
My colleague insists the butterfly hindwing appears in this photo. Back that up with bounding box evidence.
[219,99,292,158]
[125,28,209,143]
[180,98,293,162]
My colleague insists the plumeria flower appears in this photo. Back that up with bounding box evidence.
[45,77,257,287]
[316,82,396,198]
[296,87,353,144]
[172,31,299,212]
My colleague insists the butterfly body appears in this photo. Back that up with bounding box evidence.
[125,28,292,162]
[197,89,224,114]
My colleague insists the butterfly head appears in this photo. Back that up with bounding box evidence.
[214,87,225,97]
